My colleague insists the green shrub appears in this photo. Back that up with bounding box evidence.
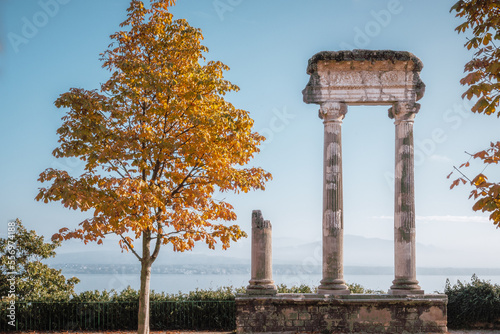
[346,282,385,294]
[277,283,315,293]
[183,286,241,300]
[445,274,500,329]
[67,285,243,303]
[70,289,114,302]
[65,282,380,301]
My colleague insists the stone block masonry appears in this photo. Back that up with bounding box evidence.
[236,294,448,334]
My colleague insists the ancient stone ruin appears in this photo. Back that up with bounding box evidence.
[236,50,448,334]
[246,210,277,295]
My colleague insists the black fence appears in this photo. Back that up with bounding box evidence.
[0,300,236,331]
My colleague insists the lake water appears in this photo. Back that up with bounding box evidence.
[63,271,500,294]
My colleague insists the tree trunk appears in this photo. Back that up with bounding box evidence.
[138,232,152,334]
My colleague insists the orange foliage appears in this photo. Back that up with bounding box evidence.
[449,0,500,228]
[36,0,271,257]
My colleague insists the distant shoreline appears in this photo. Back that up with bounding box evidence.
[50,263,500,276]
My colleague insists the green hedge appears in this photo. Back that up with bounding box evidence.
[4,279,500,331]
[0,286,242,331]
[0,300,235,331]
[445,274,500,329]
[69,285,242,302]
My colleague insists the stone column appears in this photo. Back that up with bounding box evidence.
[388,101,424,295]
[318,102,350,295]
[247,210,277,295]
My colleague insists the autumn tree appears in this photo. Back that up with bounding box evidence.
[0,219,79,301]
[448,0,500,228]
[35,1,271,333]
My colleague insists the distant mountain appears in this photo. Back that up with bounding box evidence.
[46,249,249,265]
[273,235,442,267]
[46,234,500,269]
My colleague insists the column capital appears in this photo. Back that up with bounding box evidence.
[388,101,420,122]
[319,102,347,122]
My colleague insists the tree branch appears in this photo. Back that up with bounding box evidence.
[150,225,162,263]
[453,165,472,183]
[119,234,142,261]
[170,162,202,197]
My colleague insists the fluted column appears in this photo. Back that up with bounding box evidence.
[318,102,350,295]
[247,210,277,295]
[388,101,424,295]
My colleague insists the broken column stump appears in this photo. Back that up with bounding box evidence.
[246,210,277,296]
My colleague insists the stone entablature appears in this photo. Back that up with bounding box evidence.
[303,50,425,105]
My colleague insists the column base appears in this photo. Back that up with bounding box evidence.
[389,278,424,295]
[246,287,277,296]
[247,279,277,295]
[318,278,350,295]
[317,288,351,295]
[388,289,424,295]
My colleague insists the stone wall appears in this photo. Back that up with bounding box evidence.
[236,294,447,334]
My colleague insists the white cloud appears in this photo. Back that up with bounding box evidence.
[418,215,491,223]
[373,215,393,220]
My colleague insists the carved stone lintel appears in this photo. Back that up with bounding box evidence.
[319,102,348,122]
[388,101,420,122]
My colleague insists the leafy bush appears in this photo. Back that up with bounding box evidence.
[68,285,243,302]
[277,283,315,293]
[445,274,500,329]
[0,219,79,302]
[347,282,385,294]
[63,283,382,302]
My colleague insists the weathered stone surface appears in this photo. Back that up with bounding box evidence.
[303,49,426,295]
[318,102,349,295]
[246,210,277,295]
[303,49,425,105]
[236,294,448,334]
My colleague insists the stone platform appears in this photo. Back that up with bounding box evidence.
[236,293,447,334]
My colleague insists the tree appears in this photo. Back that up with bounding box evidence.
[0,219,79,301]
[35,1,271,333]
[448,0,500,228]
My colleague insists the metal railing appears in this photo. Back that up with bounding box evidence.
[0,300,236,331]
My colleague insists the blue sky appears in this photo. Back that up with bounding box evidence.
[1,0,500,270]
